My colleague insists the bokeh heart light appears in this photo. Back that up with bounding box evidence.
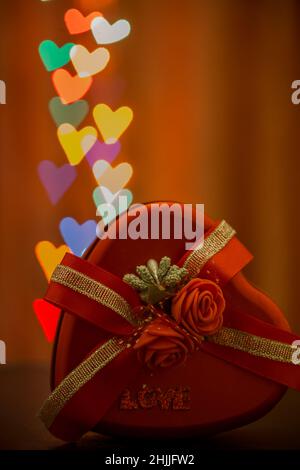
[93,104,133,143]
[35,241,71,281]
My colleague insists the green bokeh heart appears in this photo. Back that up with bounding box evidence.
[93,187,133,225]
[39,40,75,72]
[49,97,89,128]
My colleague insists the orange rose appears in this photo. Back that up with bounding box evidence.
[171,278,225,338]
[134,318,196,370]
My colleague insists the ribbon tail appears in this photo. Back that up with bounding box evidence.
[201,310,300,392]
[39,339,141,441]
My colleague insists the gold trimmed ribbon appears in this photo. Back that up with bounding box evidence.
[209,327,295,363]
[183,220,236,277]
[39,337,127,428]
[51,264,140,327]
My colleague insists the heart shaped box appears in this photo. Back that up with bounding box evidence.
[49,202,289,440]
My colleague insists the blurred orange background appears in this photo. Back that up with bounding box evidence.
[0,0,300,365]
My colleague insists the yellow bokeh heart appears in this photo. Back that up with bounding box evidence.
[35,241,70,281]
[93,104,133,143]
[57,123,98,166]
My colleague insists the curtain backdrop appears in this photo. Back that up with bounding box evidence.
[0,0,299,362]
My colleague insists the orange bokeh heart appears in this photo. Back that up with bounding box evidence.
[52,69,92,104]
[64,9,103,35]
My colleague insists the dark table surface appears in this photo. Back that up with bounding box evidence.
[0,364,300,451]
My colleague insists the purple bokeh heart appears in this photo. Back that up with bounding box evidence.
[85,139,121,168]
[38,160,77,205]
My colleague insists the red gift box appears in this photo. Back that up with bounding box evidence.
[39,202,300,441]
